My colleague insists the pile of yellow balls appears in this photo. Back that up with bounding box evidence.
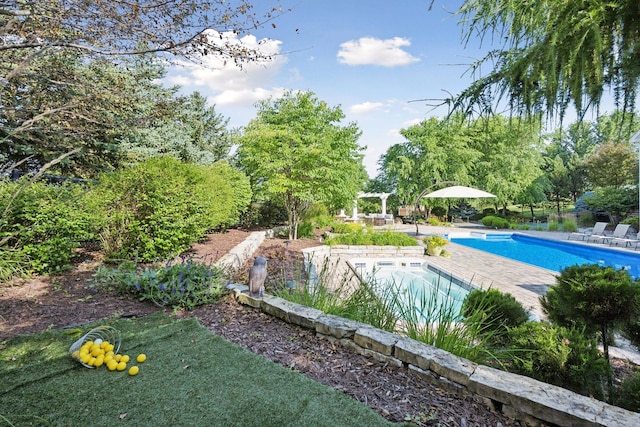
[71,338,146,376]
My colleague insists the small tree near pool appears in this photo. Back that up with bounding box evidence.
[540,264,640,366]
[237,91,367,239]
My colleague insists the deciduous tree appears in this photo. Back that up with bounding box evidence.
[451,1,640,119]
[237,91,367,239]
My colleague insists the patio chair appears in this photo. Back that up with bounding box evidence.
[589,223,631,244]
[568,222,608,241]
[610,228,639,248]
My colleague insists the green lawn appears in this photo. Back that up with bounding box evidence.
[1,313,400,426]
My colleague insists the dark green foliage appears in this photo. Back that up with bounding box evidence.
[324,229,418,246]
[615,372,640,412]
[507,322,610,399]
[0,180,98,274]
[481,215,510,229]
[585,186,639,226]
[88,157,251,261]
[621,216,639,233]
[91,257,227,310]
[462,289,529,343]
[238,200,288,228]
[541,264,640,366]
[622,315,640,349]
[541,265,640,334]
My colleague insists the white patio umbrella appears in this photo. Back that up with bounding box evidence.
[422,185,496,199]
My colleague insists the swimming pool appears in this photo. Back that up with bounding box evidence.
[448,232,640,278]
[348,258,475,320]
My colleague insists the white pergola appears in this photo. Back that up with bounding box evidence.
[348,192,392,220]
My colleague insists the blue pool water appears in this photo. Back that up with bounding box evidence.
[349,258,473,320]
[449,233,640,278]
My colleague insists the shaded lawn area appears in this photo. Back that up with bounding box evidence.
[0,313,400,427]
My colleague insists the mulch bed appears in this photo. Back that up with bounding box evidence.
[1,229,527,425]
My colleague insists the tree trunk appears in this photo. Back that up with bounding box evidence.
[529,204,535,220]
[602,323,614,392]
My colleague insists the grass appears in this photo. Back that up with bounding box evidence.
[0,312,399,427]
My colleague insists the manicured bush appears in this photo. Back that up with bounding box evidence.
[330,222,363,234]
[507,322,610,399]
[481,215,510,229]
[541,264,640,358]
[0,179,98,274]
[325,229,418,246]
[87,157,251,261]
[91,256,227,310]
[462,289,529,343]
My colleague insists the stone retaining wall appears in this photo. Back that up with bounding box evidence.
[230,290,640,427]
[214,231,266,271]
[218,235,639,425]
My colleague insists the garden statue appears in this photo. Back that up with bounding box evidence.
[248,256,268,297]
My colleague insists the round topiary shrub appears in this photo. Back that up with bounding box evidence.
[481,215,510,229]
[462,288,529,342]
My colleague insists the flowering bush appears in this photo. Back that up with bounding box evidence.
[92,256,227,310]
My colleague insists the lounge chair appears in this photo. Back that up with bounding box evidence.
[610,229,639,247]
[568,222,608,241]
[589,223,631,244]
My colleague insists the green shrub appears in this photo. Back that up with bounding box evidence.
[1,179,98,274]
[427,217,441,226]
[622,216,639,232]
[462,289,529,343]
[615,372,640,412]
[330,222,363,234]
[507,322,610,399]
[561,214,578,232]
[481,215,510,229]
[91,256,227,310]
[561,220,577,232]
[622,316,640,348]
[541,264,640,338]
[296,221,315,239]
[325,229,418,246]
[88,157,251,261]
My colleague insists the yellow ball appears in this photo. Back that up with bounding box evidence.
[116,361,127,371]
[136,354,147,363]
[114,354,122,362]
[94,356,104,368]
[120,355,130,363]
[128,366,139,376]
[107,359,118,371]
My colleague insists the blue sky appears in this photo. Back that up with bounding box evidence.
[165,1,491,177]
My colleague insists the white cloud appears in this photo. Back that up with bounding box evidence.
[165,30,288,107]
[350,101,384,114]
[337,37,419,67]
